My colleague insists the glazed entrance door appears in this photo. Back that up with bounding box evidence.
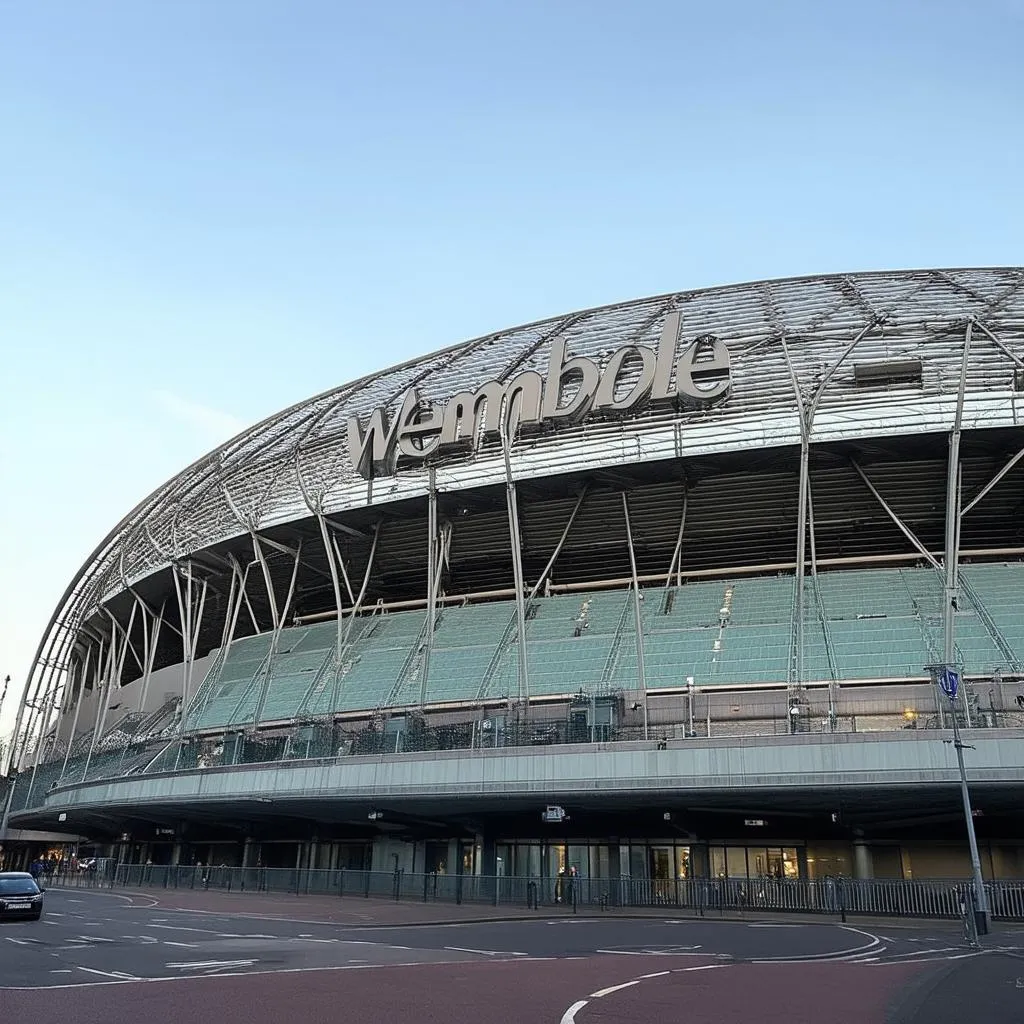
[651,846,672,902]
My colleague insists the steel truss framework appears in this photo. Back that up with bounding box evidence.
[8,267,1024,777]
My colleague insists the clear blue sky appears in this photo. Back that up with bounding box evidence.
[1,0,1022,735]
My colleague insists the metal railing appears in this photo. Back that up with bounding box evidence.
[45,863,1024,922]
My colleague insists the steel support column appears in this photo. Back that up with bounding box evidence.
[58,655,86,785]
[960,443,1024,518]
[622,493,649,740]
[253,539,303,726]
[665,482,688,588]
[252,535,280,631]
[849,460,942,570]
[316,512,349,657]
[172,561,209,714]
[527,486,588,603]
[500,419,531,711]
[79,635,111,783]
[943,320,989,926]
[782,320,880,690]
[324,521,381,716]
[421,469,445,706]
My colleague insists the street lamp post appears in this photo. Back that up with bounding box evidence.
[929,664,989,940]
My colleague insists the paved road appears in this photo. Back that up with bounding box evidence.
[1,889,1022,1022]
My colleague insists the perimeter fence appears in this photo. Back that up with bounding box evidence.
[47,862,1024,922]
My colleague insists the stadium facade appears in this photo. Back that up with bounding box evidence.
[4,267,1024,890]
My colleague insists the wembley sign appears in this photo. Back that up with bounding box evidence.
[347,311,731,478]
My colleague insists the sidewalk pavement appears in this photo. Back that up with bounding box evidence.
[67,883,998,935]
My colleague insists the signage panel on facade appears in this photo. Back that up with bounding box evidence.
[347,312,732,478]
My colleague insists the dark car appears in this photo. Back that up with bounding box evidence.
[0,872,44,921]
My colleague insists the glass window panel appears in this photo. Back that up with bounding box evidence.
[629,845,648,879]
[781,847,800,879]
[726,847,748,879]
[567,845,589,879]
[675,846,691,879]
[750,848,771,878]
[710,847,727,878]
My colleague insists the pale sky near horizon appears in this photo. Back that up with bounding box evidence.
[2,0,1023,739]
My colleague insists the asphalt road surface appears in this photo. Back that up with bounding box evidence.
[1,888,1023,1023]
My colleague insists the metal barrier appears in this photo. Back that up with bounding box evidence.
[48,864,1024,922]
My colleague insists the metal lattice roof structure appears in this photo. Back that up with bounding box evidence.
[12,266,1024,767]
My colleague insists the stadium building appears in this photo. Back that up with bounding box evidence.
[4,267,1024,891]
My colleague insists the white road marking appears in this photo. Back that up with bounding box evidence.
[5,937,40,946]
[748,923,802,928]
[638,971,672,979]
[595,947,703,956]
[590,980,640,998]
[560,999,589,1024]
[869,952,982,965]
[76,967,137,980]
[163,941,200,948]
[755,935,881,962]
[680,964,728,972]
[76,935,114,943]
[888,947,961,958]
[47,913,64,918]
[50,970,73,974]
[165,959,259,971]
[215,933,277,939]
[0,957,471,991]
[443,946,528,956]
[149,923,223,935]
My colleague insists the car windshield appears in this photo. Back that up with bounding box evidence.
[0,878,39,894]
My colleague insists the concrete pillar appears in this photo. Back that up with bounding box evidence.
[170,842,182,866]
[853,840,873,880]
[242,838,255,868]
